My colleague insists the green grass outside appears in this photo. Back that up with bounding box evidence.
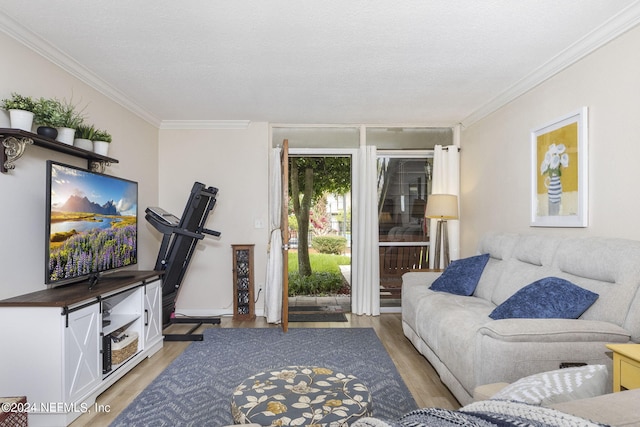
[287,252,351,296]
[288,252,350,274]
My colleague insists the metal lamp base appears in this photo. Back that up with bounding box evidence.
[433,219,450,268]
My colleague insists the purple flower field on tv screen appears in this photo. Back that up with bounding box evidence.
[48,225,137,282]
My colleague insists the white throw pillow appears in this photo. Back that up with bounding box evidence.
[490,364,608,406]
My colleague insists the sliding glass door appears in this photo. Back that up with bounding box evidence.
[377,152,433,308]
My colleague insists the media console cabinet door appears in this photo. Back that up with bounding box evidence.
[144,279,163,347]
[64,302,101,402]
[0,306,66,405]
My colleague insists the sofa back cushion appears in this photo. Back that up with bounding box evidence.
[473,232,519,301]
[490,235,562,306]
[480,233,640,342]
[554,237,640,342]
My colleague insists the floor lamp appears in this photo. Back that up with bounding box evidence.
[425,194,459,268]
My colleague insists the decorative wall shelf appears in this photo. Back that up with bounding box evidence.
[0,128,118,174]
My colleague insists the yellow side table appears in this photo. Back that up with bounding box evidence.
[606,343,640,392]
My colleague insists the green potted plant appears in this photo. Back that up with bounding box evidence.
[55,98,86,145]
[73,124,96,151]
[93,128,112,156]
[1,92,36,131]
[32,98,64,139]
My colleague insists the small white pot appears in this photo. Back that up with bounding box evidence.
[74,138,94,151]
[56,127,75,145]
[93,140,110,156]
[9,109,34,131]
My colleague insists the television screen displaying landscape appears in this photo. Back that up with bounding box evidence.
[46,162,138,285]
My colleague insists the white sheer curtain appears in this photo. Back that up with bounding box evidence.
[352,145,380,316]
[264,147,283,323]
[429,144,460,268]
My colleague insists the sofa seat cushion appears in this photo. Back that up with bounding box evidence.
[415,293,495,394]
[430,254,490,296]
[477,318,630,343]
[416,293,495,354]
[489,277,599,320]
[549,388,640,427]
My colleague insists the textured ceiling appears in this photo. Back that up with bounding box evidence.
[0,1,639,127]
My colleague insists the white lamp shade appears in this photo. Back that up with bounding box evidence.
[425,194,458,220]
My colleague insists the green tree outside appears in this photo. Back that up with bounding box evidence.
[289,156,350,277]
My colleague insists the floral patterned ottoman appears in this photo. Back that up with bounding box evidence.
[232,366,372,426]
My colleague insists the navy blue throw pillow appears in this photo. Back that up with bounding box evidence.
[489,277,599,320]
[429,253,490,296]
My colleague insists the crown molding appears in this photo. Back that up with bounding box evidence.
[160,120,251,130]
[460,0,640,129]
[0,11,161,127]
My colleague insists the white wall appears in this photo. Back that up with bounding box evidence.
[158,124,270,316]
[5,19,639,309]
[460,25,640,256]
[0,32,159,300]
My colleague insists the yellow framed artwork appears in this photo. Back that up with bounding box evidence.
[530,107,588,227]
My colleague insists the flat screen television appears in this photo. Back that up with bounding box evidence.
[45,161,138,288]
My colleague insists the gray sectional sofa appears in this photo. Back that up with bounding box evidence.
[401,232,640,405]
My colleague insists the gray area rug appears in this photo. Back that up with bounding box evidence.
[111,328,417,426]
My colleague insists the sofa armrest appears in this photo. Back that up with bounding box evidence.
[402,271,442,288]
[478,319,631,343]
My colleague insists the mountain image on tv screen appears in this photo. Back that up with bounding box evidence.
[47,162,138,284]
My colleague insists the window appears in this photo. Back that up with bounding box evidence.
[377,152,433,307]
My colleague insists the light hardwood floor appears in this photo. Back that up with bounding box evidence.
[71,313,459,426]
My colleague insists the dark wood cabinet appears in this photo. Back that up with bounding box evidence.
[231,244,255,320]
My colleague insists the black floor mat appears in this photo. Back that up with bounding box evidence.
[289,305,340,312]
[288,312,348,322]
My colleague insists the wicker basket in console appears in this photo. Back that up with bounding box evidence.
[111,331,139,365]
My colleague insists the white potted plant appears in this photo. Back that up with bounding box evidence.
[55,98,86,145]
[93,128,112,156]
[74,124,96,151]
[1,92,36,131]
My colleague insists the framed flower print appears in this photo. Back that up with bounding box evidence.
[531,107,588,227]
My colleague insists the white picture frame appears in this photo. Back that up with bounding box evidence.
[530,107,588,227]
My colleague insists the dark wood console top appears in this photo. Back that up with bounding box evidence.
[0,270,163,308]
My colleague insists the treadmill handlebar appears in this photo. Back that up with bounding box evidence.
[202,228,221,237]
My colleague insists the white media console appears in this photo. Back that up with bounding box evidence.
[0,271,163,427]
